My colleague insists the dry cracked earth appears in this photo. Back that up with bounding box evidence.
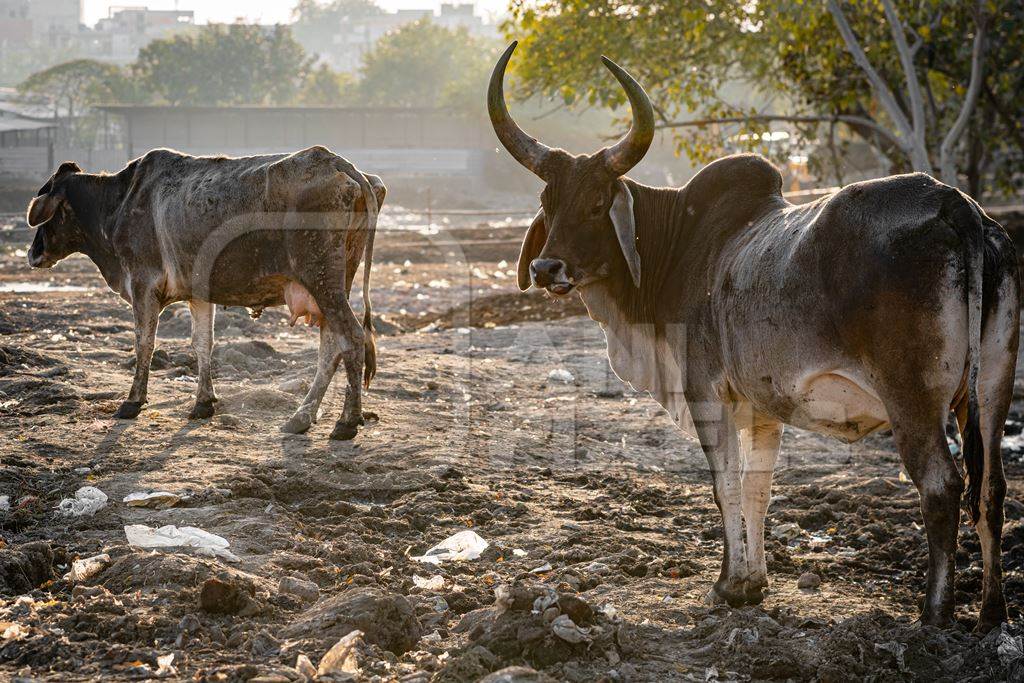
[1,218,1023,682]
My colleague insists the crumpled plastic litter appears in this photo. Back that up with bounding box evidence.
[551,614,591,644]
[57,487,108,517]
[123,491,181,509]
[547,368,574,383]
[411,530,488,565]
[997,627,1024,679]
[124,524,239,562]
[412,575,445,590]
[63,553,111,582]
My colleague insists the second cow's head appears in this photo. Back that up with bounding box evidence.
[488,42,653,296]
[26,161,85,269]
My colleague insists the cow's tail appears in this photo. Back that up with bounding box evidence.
[946,191,985,525]
[354,172,379,389]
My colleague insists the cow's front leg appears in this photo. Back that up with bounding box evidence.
[281,324,342,434]
[188,300,217,419]
[693,399,749,607]
[115,288,160,419]
[738,413,782,604]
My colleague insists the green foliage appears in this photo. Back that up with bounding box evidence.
[297,64,356,105]
[357,19,498,109]
[504,0,1024,195]
[132,25,312,106]
[18,59,138,145]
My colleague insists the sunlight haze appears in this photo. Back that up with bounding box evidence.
[81,0,508,26]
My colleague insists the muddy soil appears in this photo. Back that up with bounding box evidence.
[1,220,1023,682]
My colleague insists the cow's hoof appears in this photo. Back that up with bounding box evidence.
[189,400,216,420]
[706,581,748,608]
[975,600,1007,634]
[114,401,143,419]
[281,412,313,434]
[919,608,956,629]
[743,583,766,605]
[329,421,359,441]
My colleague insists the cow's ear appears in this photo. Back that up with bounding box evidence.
[610,180,640,289]
[517,209,547,291]
[27,192,61,227]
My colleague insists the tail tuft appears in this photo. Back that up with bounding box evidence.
[363,310,376,389]
[962,408,983,525]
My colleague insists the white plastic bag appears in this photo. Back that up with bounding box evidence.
[411,530,488,565]
[124,524,239,562]
[57,487,108,517]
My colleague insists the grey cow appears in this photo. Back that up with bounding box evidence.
[26,145,384,440]
[489,42,1019,630]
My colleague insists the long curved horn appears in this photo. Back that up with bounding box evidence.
[600,56,654,176]
[488,41,553,179]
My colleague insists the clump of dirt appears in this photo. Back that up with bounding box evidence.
[0,377,78,415]
[0,346,62,376]
[0,542,60,595]
[282,586,422,654]
[442,582,625,678]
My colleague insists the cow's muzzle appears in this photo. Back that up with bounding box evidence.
[27,237,54,268]
[530,258,573,295]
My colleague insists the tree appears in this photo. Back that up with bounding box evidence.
[18,59,137,145]
[357,19,497,109]
[133,25,312,106]
[297,64,356,105]
[504,0,1023,194]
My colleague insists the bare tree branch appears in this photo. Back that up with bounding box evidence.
[655,113,903,149]
[939,6,987,187]
[881,0,927,154]
[826,0,933,171]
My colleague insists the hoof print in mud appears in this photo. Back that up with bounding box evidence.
[113,401,143,419]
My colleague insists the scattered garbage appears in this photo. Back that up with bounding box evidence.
[530,562,553,574]
[57,486,108,517]
[547,368,574,384]
[512,548,528,557]
[318,629,363,676]
[874,640,908,673]
[295,654,317,678]
[412,530,488,565]
[123,491,181,509]
[770,522,802,541]
[124,524,239,562]
[551,614,591,644]
[0,622,26,640]
[63,553,111,582]
[0,495,9,513]
[413,574,446,591]
[998,627,1024,679]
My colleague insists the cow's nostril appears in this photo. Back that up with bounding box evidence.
[530,259,566,287]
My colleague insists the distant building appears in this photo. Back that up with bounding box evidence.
[0,0,81,48]
[90,7,196,63]
[320,3,493,73]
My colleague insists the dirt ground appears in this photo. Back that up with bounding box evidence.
[1,215,1023,682]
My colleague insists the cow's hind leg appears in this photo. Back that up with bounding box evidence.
[739,414,782,604]
[188,300,217,419]
[115,288,161,419]
[327,303,366,441]
[887,400,963,627]
[281,325,343,434]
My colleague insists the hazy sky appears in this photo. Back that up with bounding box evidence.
[81,0,509,26]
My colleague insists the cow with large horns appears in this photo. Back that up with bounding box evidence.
[26,146,385,440]
[489,41,1019,630]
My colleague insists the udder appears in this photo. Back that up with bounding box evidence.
[788,370,890,443]
[283,281,322,327]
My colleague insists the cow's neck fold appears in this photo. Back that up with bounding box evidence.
[66,174,126,289]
